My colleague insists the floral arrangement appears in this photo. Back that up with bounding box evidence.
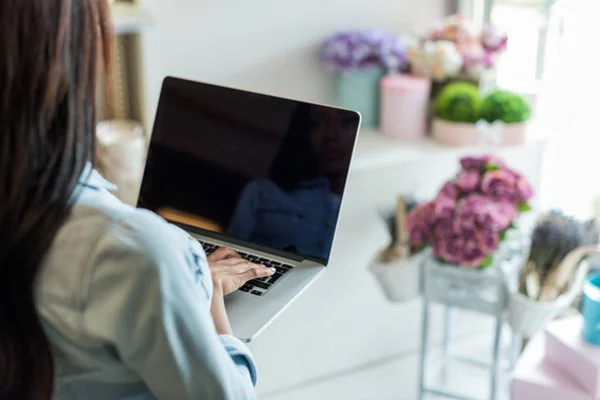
[409,14,508,81]
[407,155,533,268]
[320,29,408,72]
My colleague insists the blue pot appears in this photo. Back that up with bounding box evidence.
[336,68,385,128]
[582,273,600,345]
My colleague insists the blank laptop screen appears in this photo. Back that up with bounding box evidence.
[138,77,360,264]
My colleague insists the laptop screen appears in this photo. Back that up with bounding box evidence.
[138,77,360,264]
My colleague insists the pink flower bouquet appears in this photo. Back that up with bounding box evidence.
[418,14,508,79]
[407,155,533,269]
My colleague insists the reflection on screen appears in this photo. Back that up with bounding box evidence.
[139,78,360,263]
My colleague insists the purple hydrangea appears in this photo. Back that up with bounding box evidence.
[320,29,408,71]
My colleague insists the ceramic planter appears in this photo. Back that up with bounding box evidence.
[508,260,591,338]
[432,119,480,147]
[371,251,424,302]
[501,122,528,145]
[432,119,529,147]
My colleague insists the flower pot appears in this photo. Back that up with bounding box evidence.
[501,122,528,145]
[337,68,385,128]
[426,77,480,134]
[380,74,431,140]
[508,260,590,338]
[432,119,480,147]
[432,119,529,147]
[370,251,424,302]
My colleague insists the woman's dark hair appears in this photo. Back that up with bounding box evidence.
[270,104,320,190]
[0,1,113,399]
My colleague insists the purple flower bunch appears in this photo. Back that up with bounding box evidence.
[407,155,533,268]
[320,29,408,72]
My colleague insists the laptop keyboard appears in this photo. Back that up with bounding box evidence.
[199,241,294,296]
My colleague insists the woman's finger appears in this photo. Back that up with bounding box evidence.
[229,260,264,273]
[210,255,248,268]
[240,265,275,282]
[208,247,239,262]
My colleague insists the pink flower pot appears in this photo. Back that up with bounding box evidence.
[432,119,529,147]
[502,122,528,145]
[432,119,480,146]
[380,74,431,140]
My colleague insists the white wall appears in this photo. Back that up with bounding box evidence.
[138,0,445,128]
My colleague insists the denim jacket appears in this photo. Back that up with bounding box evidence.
[35,167,257,400]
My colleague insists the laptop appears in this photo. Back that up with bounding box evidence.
[138,77,361,342]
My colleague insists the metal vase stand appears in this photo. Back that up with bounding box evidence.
[418,241,528,400]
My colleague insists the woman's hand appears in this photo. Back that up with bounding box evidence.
[208,247,275,295]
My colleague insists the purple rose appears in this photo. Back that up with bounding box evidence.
[456,170,480,193]
[437,180,460,201]
[433,196,457,223]
[481,170,519,203]
[407,201,436,247]
[432,228,461,264]
[456,194,517,231]
[492,201,518,230]
[460,248,486,268]
[478,229,500,254]
[453,210,478,233]
[516,175,534,202]
[460,154,506,171]
[458,230,488,267]
[409,223,429,247]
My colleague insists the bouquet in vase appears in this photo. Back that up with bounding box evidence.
[408,155,533,269]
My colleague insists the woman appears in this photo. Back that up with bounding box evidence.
[0,2,273,399]
[226,104,357,259]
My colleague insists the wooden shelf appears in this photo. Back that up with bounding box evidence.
[351,129,547,172]
[112,3,150,34]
